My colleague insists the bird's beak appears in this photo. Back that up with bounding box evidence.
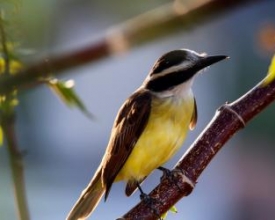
[197,55,228,70]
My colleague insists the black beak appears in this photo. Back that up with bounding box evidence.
[197,55,228,70]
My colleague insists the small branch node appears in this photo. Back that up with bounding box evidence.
[219,103,246,128]
[106,28,130,55]
[173,168,196,189]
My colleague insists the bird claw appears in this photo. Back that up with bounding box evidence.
[137,183,162,220]
[139,192,163,219]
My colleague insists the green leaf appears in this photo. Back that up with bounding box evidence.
[48,79,93,119]
[161,205,178,219]
[169,205,178,214]
[161,211,168,220]
[262,54,275,86]
[0,125,3,146]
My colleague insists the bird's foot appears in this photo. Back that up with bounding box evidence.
[137,183,163,220]
[140,192,163,220]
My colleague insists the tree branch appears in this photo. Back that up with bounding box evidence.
[119,71,275,219]
[2,114,30,220]
[0,14,30,220]
[0,0,260,95]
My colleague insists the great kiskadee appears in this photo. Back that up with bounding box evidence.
[67,49,227,220]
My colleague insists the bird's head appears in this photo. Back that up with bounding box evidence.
[143,49,228,92]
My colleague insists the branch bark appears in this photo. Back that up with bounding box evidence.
[119,73,275,219]
[0,0,260,94]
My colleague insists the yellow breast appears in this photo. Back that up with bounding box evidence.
[116,92,195,182]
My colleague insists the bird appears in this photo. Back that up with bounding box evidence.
[66,49,227,220]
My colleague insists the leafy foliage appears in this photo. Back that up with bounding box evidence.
[0,57,22,74]
[161,205,178,219]
[48,78,93,118]
[262,54,275,86]
[0,17,21,146]
[0,3,91,148]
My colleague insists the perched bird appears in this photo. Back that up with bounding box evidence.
[67,49,227,220]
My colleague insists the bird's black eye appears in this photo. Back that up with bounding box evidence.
[150,50,188,75]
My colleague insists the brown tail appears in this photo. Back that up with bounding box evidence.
[66,167,105,220]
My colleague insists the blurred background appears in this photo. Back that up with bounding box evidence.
[1,0,275,219]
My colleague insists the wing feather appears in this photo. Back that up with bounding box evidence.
[101,89,152,200]
[189,98,197,130]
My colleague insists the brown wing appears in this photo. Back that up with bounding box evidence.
[101,89,152,200]
[189,98,197,130]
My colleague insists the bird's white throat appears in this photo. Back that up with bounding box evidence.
[152,77,194,99]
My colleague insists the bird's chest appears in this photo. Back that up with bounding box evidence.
[145,96,194,151]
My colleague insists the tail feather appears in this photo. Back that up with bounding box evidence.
[125,177,146,197]
[67,168,105,220]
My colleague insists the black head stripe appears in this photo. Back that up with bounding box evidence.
[145,68,197,92]
[150,50,189,75]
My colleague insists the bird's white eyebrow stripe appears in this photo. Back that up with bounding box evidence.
[148,51,207,81]
[149,62,192,80]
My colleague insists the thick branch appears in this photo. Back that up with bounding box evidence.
[120,79,275,219]
[0,0,260,94]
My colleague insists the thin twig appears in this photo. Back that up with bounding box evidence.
[119,77,275,219]
[0,0,260,95]
[0,11,10,76]
[0,14,30,220]
[2,115,30,220]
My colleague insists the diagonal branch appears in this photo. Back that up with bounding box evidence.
[119,71,275,219]
[0,0,260,95]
